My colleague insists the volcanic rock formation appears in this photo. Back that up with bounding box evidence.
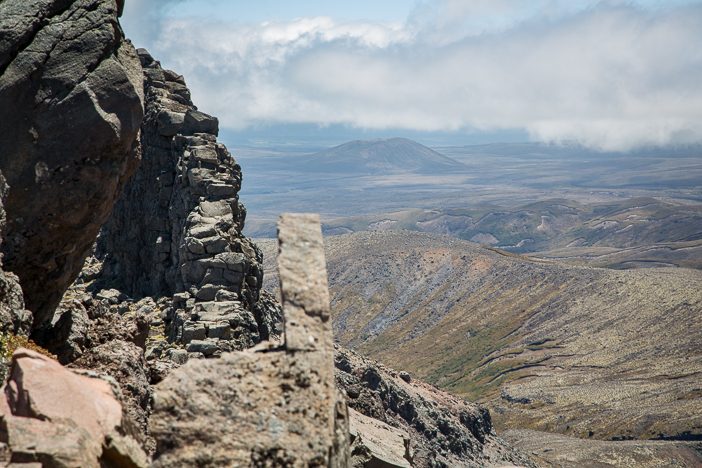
[335,346,535,467]
[150,214,349,466]
[0,174,30,336]
[95,49,280,357]
[0,0,144,335]
[0,3,537,466]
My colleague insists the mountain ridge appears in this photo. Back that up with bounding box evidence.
[242,137,467,175]
[306,137,465,174]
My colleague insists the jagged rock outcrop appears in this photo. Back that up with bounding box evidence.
[0,0,144,336]
[335,346,536,468]
[95,49,279,357]
[0,348,148,467]
[150,214,349,466]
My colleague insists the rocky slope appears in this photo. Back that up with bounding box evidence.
[530,239,702,270]
[0,2,534,465]
[258,230,702,443]
[0,0,144,335]
[335,346,534,467]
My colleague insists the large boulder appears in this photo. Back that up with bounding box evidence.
[150,345,348,467]
[0,348,148,467]
[349,408,412,468]
[0,0,144,336]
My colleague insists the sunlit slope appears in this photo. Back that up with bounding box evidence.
[259,231,702,440]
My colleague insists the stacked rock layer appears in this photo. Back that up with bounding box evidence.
[97,50,279,356]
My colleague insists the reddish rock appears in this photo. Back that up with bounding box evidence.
[4,349,122,436]
[0,348,148,467]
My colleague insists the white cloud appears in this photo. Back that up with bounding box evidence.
[125,1,702,150]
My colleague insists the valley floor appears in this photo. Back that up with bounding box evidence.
[503,429,702,467]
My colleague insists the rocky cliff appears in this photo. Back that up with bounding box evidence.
[94,49,280,355]
[0,0,144,336]
[0,2,533,466]
[0,174,30,336]
[335,346,534,467]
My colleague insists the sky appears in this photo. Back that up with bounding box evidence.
[121,0,702,150]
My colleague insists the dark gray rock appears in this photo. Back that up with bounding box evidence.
[94,49,280,356]
[156,110,185,137]
[0,173,31,335]
[0,268,29,335]
[42,299,90,364]
[183,109,219,135]
[0,0,144,336]
[185,339,218,356]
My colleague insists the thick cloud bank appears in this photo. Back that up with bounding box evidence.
[124,1,702,150]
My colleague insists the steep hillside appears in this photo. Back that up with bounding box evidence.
[258,231,702,441]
